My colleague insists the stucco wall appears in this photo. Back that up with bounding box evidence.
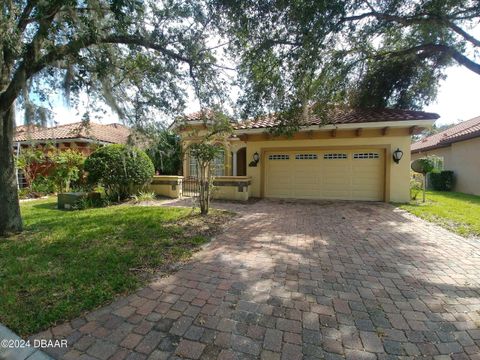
[246,135,412,202]
[147,176,183,198]
[412,137,480,195]
[411,146,452,165]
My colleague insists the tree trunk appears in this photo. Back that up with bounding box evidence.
[0,106,23,235]
[422,173,426,203]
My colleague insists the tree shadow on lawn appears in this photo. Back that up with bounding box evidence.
[1,200,230,336]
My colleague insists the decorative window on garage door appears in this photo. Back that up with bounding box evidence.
[295,154,318,160]
[323,153,347,159]
[268,154,290,160]
[353,152,380,159]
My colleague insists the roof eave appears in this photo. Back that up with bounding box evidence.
[234,119,437,135]
[411,143,451,154]
[411,130,480,153]
[14,137,112,145]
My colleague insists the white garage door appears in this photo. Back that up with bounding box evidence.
[265,149,385,201]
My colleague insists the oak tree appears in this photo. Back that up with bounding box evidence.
[0,0,224,235]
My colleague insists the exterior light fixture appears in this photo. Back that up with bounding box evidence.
[249,152,260,167]
[393,148,403,164]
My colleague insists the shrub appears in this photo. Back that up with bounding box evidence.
[132,191,156,203]
[30,175,57,195]
[410,178,423,200]
[15,147,49,188]
[146,130,182,175]
[429,170,455,191]
[84,144,155,200]
[50,149,86,193]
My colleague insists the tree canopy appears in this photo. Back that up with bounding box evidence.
[2,0,480,234]
[212,0,480,119]
[0,0,227,234]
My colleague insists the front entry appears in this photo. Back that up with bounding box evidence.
[264,149,385,201]
[232,147,247,176]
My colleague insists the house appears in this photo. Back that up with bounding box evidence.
[171,108,438,203]
[14,122,131,187]
[411,116,480,195]
[14,122,132,154]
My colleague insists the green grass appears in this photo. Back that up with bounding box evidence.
[400,191,480,237]
[0,198,229,336]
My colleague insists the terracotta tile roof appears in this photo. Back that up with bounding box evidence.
[235,108,439,130]
[180,110,237,124]
[14,122,131,144]
[178,108,438,129]
[411,116,480,153]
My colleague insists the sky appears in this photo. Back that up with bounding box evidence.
[425,65,480,126]
[18,63,480,128]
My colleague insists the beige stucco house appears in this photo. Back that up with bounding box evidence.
[411,115,480,196]
[158,108,437,203]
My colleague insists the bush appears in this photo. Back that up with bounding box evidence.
[410,177,423,200]
[429,170,455,191]
[84,144,155,200]
[31,175,57,195]
[146,130,182,175]
[132,191,156,203]
[50,149,86,193]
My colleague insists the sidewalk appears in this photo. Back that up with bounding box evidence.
[0,324,53,360]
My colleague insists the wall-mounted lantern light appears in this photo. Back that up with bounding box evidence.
[249,152,260,167]
[393,148,403,164]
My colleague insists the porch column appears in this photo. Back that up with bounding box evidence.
[232,150,238,176]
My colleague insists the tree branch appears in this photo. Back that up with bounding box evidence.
[343,11,480,48]
[17,0,38,31]
[0,34,198,113]
[447,22,480,47]
[375,43,480,75]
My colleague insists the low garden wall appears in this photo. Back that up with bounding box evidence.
[147,176,183,198]
[212,176,251,201]
[147,175,252,201]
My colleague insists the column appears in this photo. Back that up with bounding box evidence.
[232,150,238,176]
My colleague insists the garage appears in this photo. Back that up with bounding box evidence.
[264,149,385,201]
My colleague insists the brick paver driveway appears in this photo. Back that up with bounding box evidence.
[36,200,480,360]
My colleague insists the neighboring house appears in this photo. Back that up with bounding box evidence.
[174,108,439,203]
[14,122,131,187]
[14,122,131,153]
[411,116,480,196]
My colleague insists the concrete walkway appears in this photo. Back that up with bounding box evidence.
[32,200,480,359]
[0,324,53,360]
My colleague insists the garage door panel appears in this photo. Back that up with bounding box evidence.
[265,149,384,201]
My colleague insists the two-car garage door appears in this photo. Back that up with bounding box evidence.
[265,149,385,201]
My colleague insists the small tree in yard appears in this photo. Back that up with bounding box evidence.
[50,150,86,193]
[411,158,435,203]
[84,145,154,201]
[187,113,232,215]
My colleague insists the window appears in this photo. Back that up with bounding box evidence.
[213,149,225,176]
[189,153,198,178]
[295,154,318,160]
[189,148,225,177]
[323,153,347,159]
[353,153,379,159]
[268,154,290,160]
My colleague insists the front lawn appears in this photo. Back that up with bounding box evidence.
[400,191,480,238]
[0,198,230,336]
